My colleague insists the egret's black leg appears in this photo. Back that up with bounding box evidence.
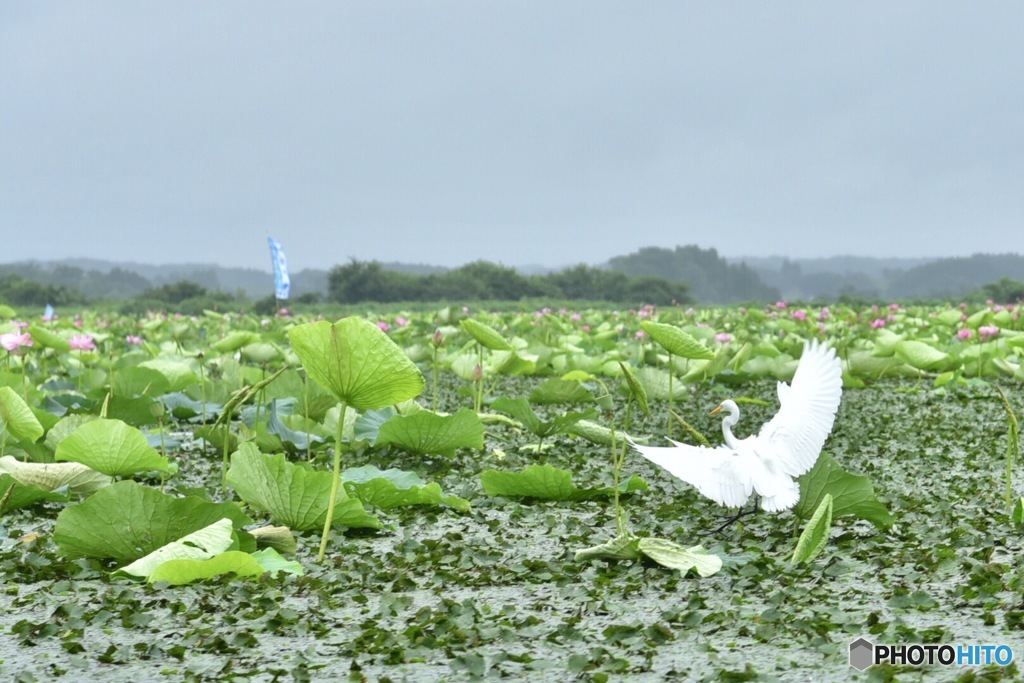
[711,497,760,534]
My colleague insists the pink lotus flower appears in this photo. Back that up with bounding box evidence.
[715,332,732,343]
[395,316,409,327]
[126,335,143,345]
[376,321,390,332]
[818,307,830,321]
[870,319,886,329]
[792,310,807,322]
[889,303,900,311]
[581,324,591,332]
[956,328,973,341]
[570,313,582,322]
[635,330,647,340]
[979,325,1000,341]
[775,301,788,310]
[68,334,96,351]
[1,332,33,353]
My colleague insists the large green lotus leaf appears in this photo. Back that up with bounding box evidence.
[632,367,688,400]
[617,362,650,416]
[491,349,537,376]
[138,359,200,392]
[211,331,262,353]
[895,340,949,371]
[640,321,716,360]
[44,414,99,452]
[936,309,964,326]
[375,408,484,457]
[267,400,326,451]
[0,474,69,512]
[528,378,595,405]
[226,445,380,531]
[148,547,306,584]
[249,525,298,555]
[796,453,893,530]
[491,397,597,439]
[448,352,480,382]
[575,534,722,577]
[481,463,647,501]
[636,538,723,577]
[871,329,904,357]
[241,342,282,364]
[0,386,44,442]
[343,464,470,512]
[574,533,641,562]
[460,318,512,351]
[0,455,111,495]
[113,367,171,398]
[26,325,71,352]
[104,394,160,427]
[55,418,172,476]
[353,407,397,445]
[288,318,425,410]
[116,518,236,578]
[791,494,833,565]
[846,351,913,378]
[567,420,647,447]
[54,480,252,563]
[147,552,262,585]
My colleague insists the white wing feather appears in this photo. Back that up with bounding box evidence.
[629,339,843,513]
[630,439,754,508]
[754,339,843,477]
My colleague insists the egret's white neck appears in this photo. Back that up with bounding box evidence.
[719,400,741,449]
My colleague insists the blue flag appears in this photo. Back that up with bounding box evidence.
[268,237,291,300]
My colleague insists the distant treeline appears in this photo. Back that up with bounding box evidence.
[749,252,1024,302]
[2,246,1024,310]
[608,245,780,304]
[327,260,692,306]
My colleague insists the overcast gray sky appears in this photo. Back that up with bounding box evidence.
[2,2,1022,272]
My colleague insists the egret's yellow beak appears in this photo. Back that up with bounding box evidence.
[709,404,723,416]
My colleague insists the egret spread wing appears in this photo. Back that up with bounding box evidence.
[756,339,843,477]
[631,439,754,508]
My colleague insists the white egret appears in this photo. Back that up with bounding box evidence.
[631,339,843,516]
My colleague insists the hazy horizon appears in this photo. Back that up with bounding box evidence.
[3,3,1021,271]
